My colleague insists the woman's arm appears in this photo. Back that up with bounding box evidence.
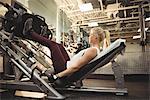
[56,47,97,77]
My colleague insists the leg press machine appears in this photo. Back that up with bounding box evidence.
[0,31,128,100]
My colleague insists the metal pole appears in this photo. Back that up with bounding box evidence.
[56,8,61,43]
[139,4,146,46]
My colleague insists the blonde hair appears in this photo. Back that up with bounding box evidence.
[91,27,105,42]
[104,30,111,46]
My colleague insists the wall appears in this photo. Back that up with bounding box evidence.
[28,0,71,33]
[0,0,11,15]
[28,0,57,28]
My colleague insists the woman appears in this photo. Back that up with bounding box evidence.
[48,27,105,83]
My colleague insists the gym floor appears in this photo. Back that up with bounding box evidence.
[63,76,149,100]
[0,75,149,100]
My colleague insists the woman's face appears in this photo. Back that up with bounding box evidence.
[89,30,97,44]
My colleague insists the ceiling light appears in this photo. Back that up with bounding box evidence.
[145,17,150,21]
[79,3,93,12]
[88,22,98,27]
[133,35,141,39]
[138,27,148,32]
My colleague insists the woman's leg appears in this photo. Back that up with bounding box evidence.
[26,32,70,74]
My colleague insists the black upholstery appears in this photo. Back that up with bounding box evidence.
[56,42,126,87]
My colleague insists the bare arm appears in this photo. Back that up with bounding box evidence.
[56,47,97,77]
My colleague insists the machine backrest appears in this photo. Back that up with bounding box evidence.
[62,39,126,86]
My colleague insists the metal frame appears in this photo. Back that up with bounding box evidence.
[53,0,149,41]
[54,0,149,24]
[0,31,65,100]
